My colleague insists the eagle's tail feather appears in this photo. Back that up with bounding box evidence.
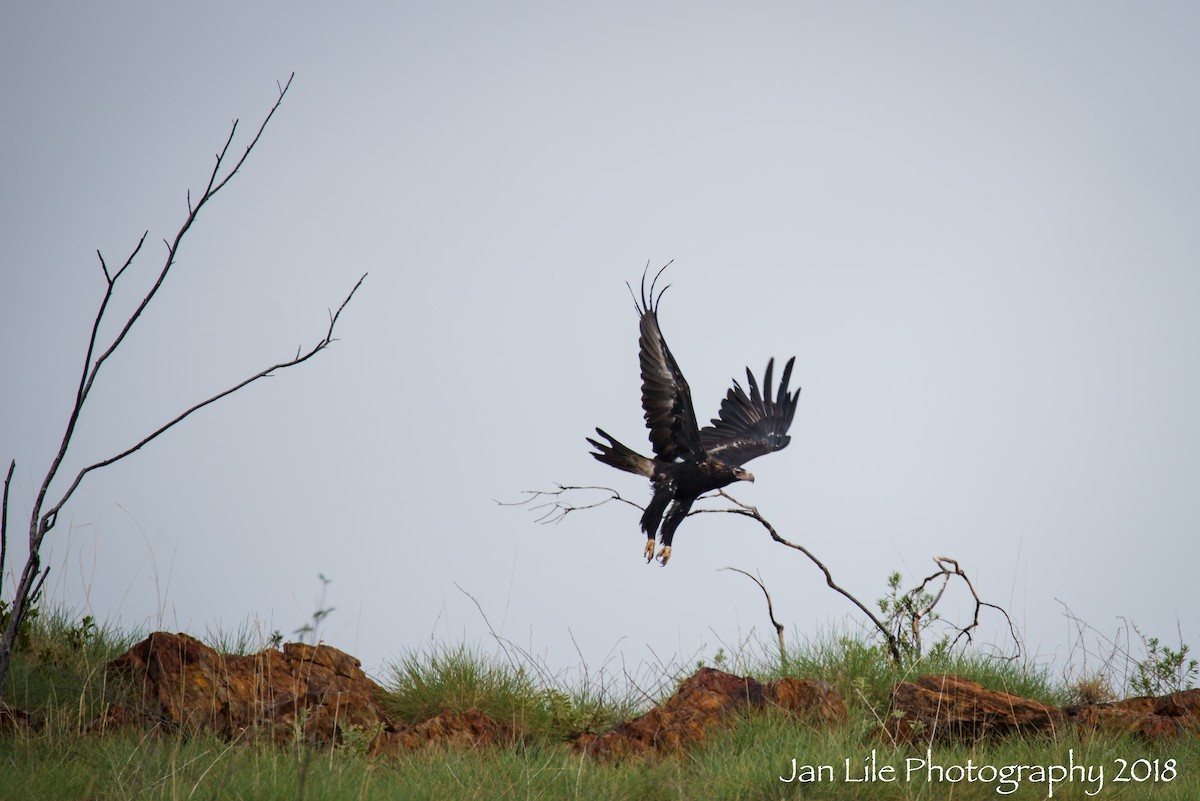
[587,428,654,478]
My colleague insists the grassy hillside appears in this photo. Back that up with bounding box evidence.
[1,609,1197,801]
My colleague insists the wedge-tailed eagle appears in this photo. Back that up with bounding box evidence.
[588,265,800,565]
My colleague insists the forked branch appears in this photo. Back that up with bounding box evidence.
[41,272,365,532]
[497,484,645,525]
[32,73,296,541]
[911,556,1021,657]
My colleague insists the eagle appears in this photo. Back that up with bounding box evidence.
[588,265,800,566]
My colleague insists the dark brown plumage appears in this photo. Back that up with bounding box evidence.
[588,264,800,565]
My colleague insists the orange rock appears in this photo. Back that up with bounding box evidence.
[885,674,1062,744]
[104,632,388,746]
[886,675,1200,744]
[1064,689,1200,739]
[574,667,846,760]
[97,632,517,755]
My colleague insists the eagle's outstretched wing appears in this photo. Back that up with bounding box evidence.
[634,264,705,463]
[699,357,799,467]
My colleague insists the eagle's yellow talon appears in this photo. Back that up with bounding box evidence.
[657,545,672,566]
[644,539,656,562]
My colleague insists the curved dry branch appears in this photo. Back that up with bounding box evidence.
[721,567,786,669]
[920,556,1021,659]
[507,482,900,661]
[699,490,903,663]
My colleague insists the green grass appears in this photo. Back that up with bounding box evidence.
[2,612,1198,800]
[1,607,137,728]
[382,641,640,738]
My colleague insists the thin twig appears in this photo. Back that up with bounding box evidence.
[453,582,519,669]
[721,567,786,670]
[499,484,644,525]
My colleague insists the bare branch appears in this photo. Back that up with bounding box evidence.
[88,75,292,403]
[42,273,366,526]
[28,567,50,613]
[109,234,145,285]
[925,556,1021,658]
[700,490,903,663]
[1,460,13,586]
[31,78,297,546]
[30,233,149,545]
[498,484,644,525]
[209,73,293,199]
[874,556,1022,662]
[721,567,786,669]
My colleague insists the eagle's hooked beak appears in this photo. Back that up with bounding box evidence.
[736,468,755,483]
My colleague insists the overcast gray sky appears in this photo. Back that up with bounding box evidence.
[2,3,1197,684]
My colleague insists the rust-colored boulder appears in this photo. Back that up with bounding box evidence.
[1065,689,1200,739]
[886,674,1200,745]
[97,632,516,755]
[574,667,846,760]
[885,674,1063,744]
[101,632,387,746]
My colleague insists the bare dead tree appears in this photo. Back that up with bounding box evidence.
[506,485,1019,666]
[0,74,365,703]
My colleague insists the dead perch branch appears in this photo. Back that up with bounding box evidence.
[507,484,1019,665]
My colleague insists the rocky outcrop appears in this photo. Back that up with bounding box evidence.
[575,666,847,760]
[95,636,845,758]
[884,674,1062,743]
[99,632,390,746]
[1064,689,1200,740]
[87,634,1199,757]
[886,674,1200,744]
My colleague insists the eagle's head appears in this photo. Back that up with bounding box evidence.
[733,467,755,483]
